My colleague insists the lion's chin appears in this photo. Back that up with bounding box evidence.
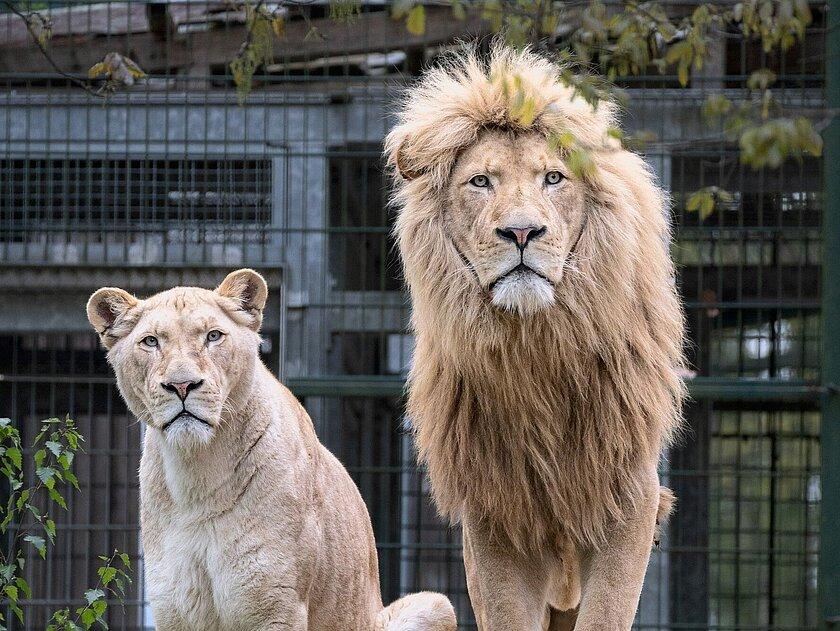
[490,272,555,316]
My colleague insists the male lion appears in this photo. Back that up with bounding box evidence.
[86,269,456,631]
[385,47,685,629]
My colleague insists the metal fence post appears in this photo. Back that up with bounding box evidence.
[821,0,840,625]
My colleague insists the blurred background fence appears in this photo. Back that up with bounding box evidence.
[0,1,834,629]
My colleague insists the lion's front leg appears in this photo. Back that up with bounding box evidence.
[462,517,551,631]
[575,472,659,630]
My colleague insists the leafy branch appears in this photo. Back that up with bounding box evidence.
[2,0,146,96]
[46,550,132,631]
[0,417,131,630]
[389,1,825,218]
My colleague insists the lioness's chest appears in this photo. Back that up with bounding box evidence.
[145,510,249,629]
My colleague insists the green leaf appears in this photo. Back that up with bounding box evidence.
[34,449,46,468]
[37,466,56,487]
[49,487,68,510]
[45,440,62,457]
[118,553,131,570]
[15,488,30,510]
[10,602,22,624]
[3,585,18,602]
[65,470,80,491]
[66,431,80,450]
[80,608,96,627]
[84,588,105,605]
[45,518,57,542]
[5,447,21,470]
[98,566,117,586]
[14,577,31,599]
[23,535,46,559]
[91,598,106,617]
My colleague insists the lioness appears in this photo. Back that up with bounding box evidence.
[86,269,456,631]
[385,47,685,629]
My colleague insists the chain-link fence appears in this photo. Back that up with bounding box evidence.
[0,1,831,629]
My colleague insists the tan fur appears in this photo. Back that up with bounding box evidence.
[86,270,456,631]
[385,45,685,629]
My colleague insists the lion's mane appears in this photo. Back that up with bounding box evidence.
[385,46,686,553]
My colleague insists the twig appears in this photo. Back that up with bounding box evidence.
[1,0,106,97]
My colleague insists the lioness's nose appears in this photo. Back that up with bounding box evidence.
[496,225,546,251]
[161,380,204,400]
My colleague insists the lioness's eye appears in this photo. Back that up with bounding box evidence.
[469,174,490,188]
[206,330,223,343]
[545,171,564,185]
[141,336,158,348]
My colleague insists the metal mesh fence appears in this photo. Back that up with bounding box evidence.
[0,1,828,629]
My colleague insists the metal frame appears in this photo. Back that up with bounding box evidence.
[0,2,832,629]
[819,0,840,625]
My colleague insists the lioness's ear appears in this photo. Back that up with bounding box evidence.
[216,269,268,331]
[86,287,139,349]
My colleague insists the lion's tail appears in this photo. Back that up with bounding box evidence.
[375,591,457,631]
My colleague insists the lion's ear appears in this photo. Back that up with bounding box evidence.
[86,288,139,349]
[216,269,268,331]
[385,127,426,181]
[393,141,424,181]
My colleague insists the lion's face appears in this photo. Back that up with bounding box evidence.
[443,130,588,316]
[86,270,267,450]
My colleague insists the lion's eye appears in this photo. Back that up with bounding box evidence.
[545,171,564,185]
[141,336,158,348]
[206,330,223,343]
[469,174,490,188]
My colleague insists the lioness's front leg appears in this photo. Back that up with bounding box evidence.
[575,473,659,630]
[462,517,551,631]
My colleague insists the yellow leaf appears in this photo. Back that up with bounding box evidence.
[678,63,689,87]
[511,95,537,127]
[699,195,715,219]
[272,17,285,38]
[87,62,108,79]
[122,56,147,78]
[406,5,425,36]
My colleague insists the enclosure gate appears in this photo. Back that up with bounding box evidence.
[0,1,835,629]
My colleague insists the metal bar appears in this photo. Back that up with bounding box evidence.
[2,372,825,402]
[820,0,840,624]
[284,375,827,402]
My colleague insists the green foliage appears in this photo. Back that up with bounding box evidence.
[46,552,132,631]
[430,1,824,186]
[686,186,734,220]
[225,1,828,183]
[230,2,282,104]
[330,0,361,24]
[0,417,131,630]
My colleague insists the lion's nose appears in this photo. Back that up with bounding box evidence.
[161,379,204,400]
[495,225,546,251]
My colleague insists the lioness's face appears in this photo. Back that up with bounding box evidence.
[86,270,266,450]
[445,130,588,315]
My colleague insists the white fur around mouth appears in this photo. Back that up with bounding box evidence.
[490,268,556,315]
[162,413,214,449]
[161,410,210,432]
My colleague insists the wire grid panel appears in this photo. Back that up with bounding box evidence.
[0,2,828,629]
